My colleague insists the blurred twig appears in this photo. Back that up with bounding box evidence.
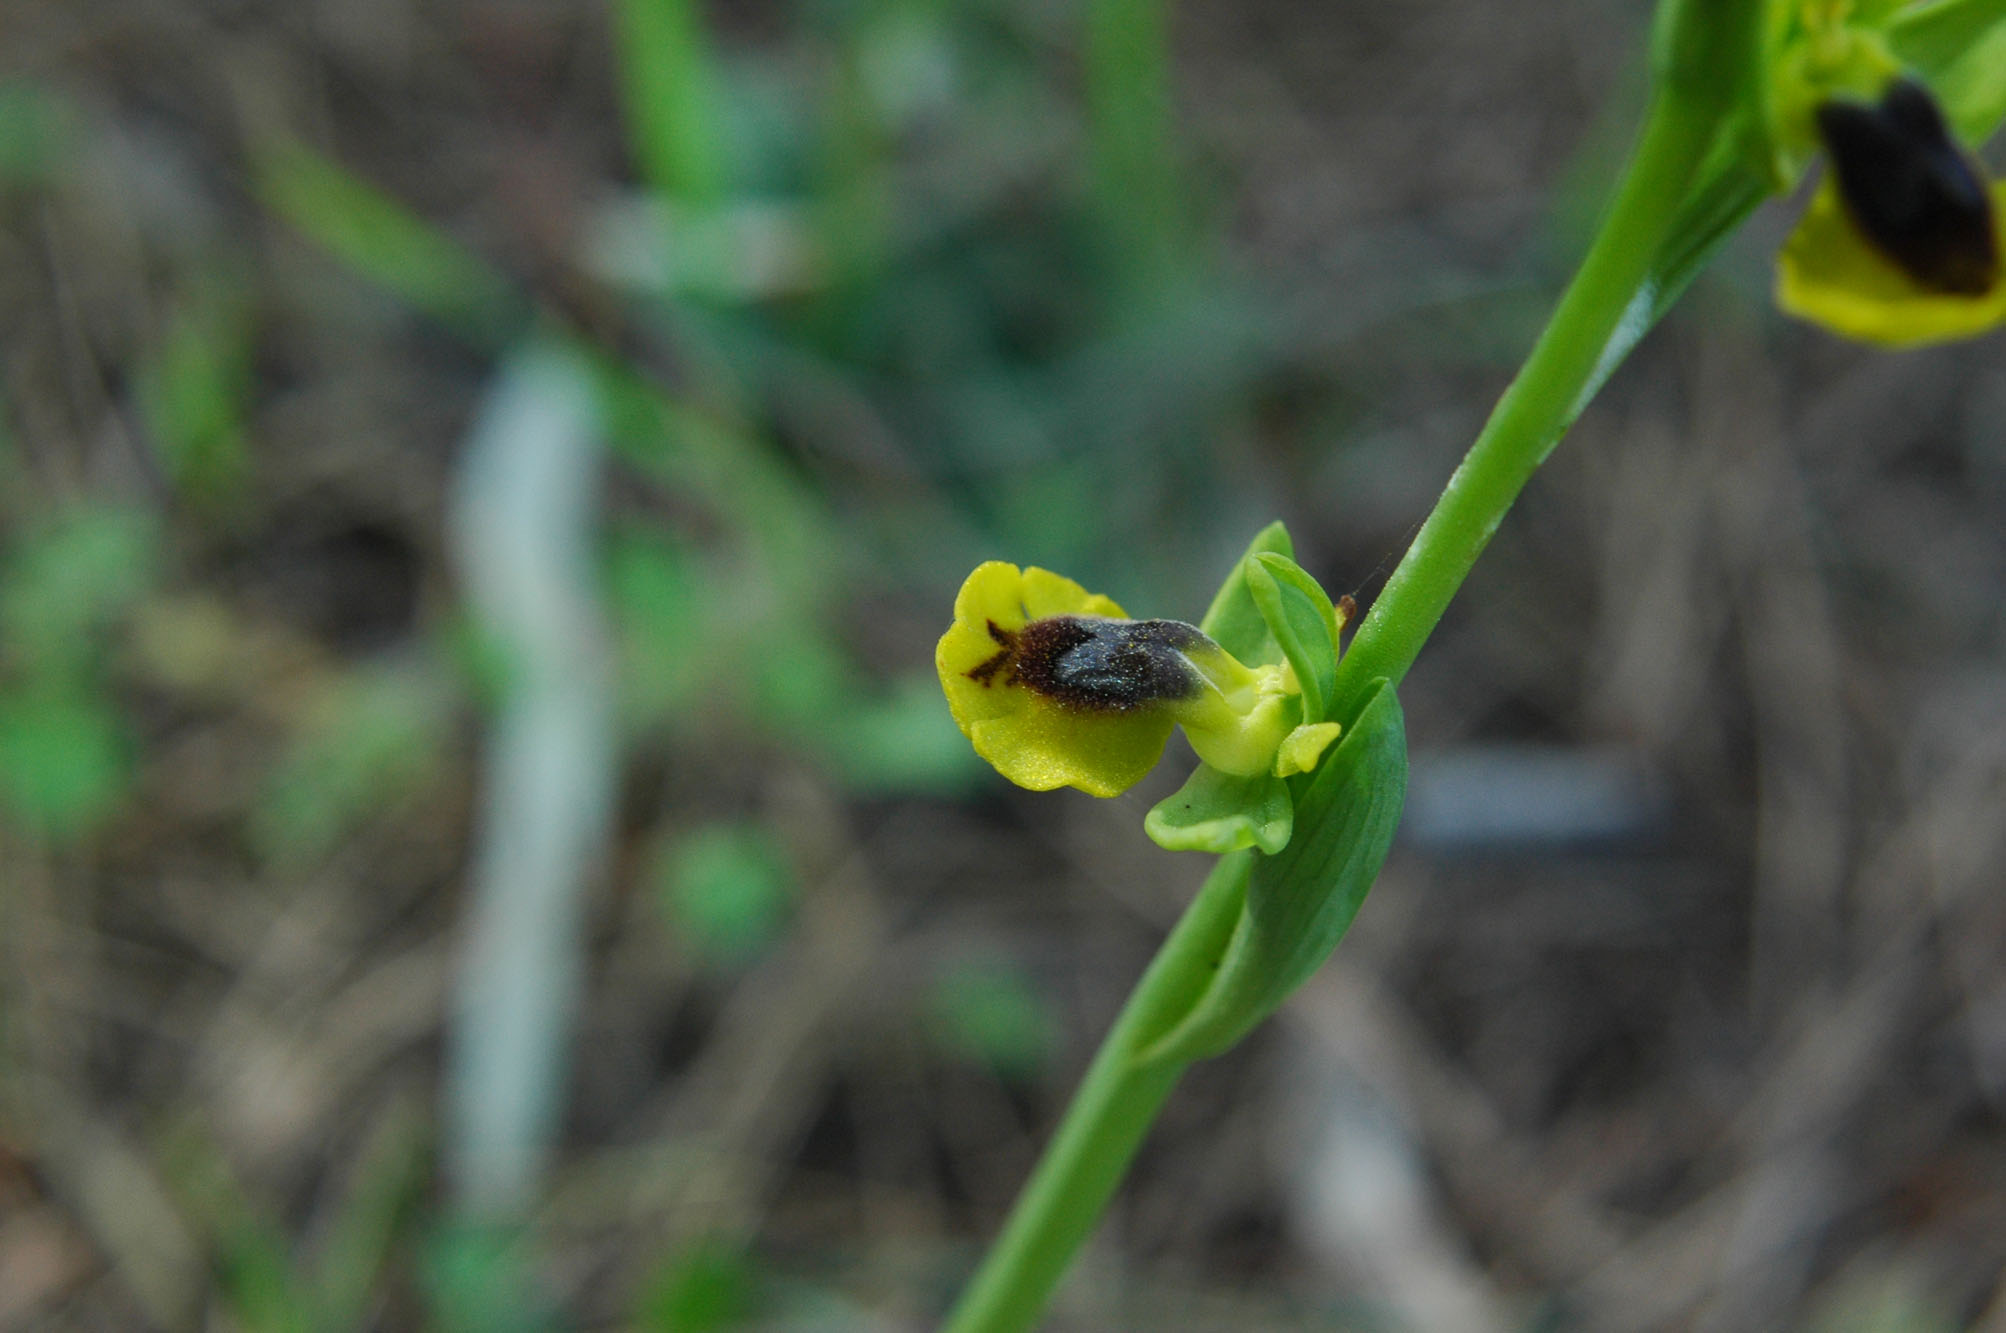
[444,340,617,1219]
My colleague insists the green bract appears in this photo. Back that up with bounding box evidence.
[1144,525,1353,855]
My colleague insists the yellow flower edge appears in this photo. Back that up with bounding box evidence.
[936,561,1177,798]
[1776,178,2006,347]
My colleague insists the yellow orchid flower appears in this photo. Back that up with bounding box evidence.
[1777,77,2006,346]
[937,562,1313,798]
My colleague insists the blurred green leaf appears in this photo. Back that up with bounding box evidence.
[0,80,75,188]
[424,1224,552,1333]
[140,285,254,508]
[0,506,159,679]
[255,142,524,342]
[751,627,854,729]
[606,526,710,724]
[659,822,795,964]
[929,959,1057,1078]
[217,1222,313,1333]
[251,664,451,868]
[635,1240,755,1333]
[1085,0,1186,287]
[613,0,729,205]
[0,685,129,839]
[309,1099,427,1333]
[813,671,981,793]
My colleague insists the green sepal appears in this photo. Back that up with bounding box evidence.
[1132,679,1407,1067]
[1144,764,1292,856]
[1889,0,2006,142]
[1198,521,1292,668]
[1245,553,1340,725]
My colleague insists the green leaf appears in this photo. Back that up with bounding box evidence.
[1246,553,1340,724]
[1890,0,2006,141]
[1145,763,1292,855]
[1198,521,1292,667]
[1135,680,1406,1065]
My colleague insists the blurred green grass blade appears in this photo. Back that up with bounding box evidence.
[255,142,524,342]
[0,80,76,188]
[157,1125,313,1333]
[1085,0,1184,285]
[636,1240,756,1332]
[606,523,711,724]
[589,354,839,613]
[613,0,729,204]
[141,284,254,508]
[251,663,451,870]
[310,1098,427,1331]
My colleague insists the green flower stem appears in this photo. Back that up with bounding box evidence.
[946,45,1734,1333]
[1329,83,1721,722]
[941,853,1251,1333]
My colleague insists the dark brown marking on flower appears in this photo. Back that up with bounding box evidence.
[1817,79,1998,296]
[964,615,1209,712]
[967,620,1018,685]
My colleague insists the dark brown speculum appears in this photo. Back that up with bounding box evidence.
[1817,79,1998,296]
[968,616,1208,712]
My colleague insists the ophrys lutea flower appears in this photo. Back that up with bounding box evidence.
[938,562,1329,798]
[1777,77,2006,345]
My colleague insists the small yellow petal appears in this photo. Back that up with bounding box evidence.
[1776,179,2006,346]
[1274,722,1342,778]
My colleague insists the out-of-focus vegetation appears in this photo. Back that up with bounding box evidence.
[4,0,2006,1329]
